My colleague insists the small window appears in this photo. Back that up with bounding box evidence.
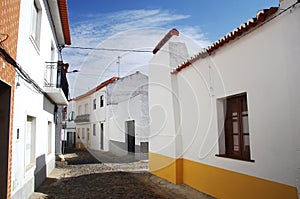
[100,95,104,107]
[217,93,253,162]
[93,124,96,136]
[85,103,89,114]
[30,0,42,48]
[93,99,96,110]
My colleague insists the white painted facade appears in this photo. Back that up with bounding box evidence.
[75,72,149,156]
[149,0,300,197]
[64,100,77,149]
[11,0,70,198]
[106,72,149,155]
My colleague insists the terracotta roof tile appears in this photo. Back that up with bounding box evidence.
[172,7,278,74]
[58,0,71,45]
[74,77,119,101]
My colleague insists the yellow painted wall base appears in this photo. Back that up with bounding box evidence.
[149,152,298,199]
[149,152,183,184]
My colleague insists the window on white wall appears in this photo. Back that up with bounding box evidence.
[85,103,89,114]
[216,93,253,162]
[100,95,104,107]
[30,0,42,48]
[93,99,96,110]
[93,124,96,136]
[25,116,36,170]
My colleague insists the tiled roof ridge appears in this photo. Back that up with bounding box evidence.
[74,76,119,100]
[172,7,279,74]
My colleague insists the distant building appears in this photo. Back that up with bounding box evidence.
[63,100,77,150]
[149,0,300,198]
[74,72,149,158]
[0,0,71,198]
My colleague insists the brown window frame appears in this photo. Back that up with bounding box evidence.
[216,93,254,162]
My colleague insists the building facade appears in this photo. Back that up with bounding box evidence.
[106,72,149,157]
[75,72,149,158]
[0,1,21,198]
[74,77,118,150]
[4,0,71,198]
[149,0,300,198]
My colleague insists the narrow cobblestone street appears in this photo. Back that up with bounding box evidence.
[30,149,214,199]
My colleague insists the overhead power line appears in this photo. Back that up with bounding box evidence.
[64,46,152,53]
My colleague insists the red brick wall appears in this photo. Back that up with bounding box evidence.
[0,0,21,198]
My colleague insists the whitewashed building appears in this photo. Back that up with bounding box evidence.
[64,99,77,149]
[149,0,300,198]
[11,0,71,198]
[75,72,149,157]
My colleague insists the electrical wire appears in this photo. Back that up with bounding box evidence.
[0,46,45,95]
[64,46,152,53]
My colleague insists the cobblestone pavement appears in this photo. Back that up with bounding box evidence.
[31,149,215,199]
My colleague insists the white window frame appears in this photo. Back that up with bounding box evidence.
[85,103,89,114]
[25,116,36,170]
[47,121,52,154]
[30,0,42,49]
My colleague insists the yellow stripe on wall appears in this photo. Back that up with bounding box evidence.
[149,152,298,199]
[149,152,183,184]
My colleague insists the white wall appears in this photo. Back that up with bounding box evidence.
[108,94,149,145]
[12,0,60,197]
[75,87,110,151]
[149,4,300,189]
[84,72,150,152]
[106,72,150,152]
[149,36,191,158]
[88,88,108,150]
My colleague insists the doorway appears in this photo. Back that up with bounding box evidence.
[125,120,135,153]
[0,81,11,198]
[100,123,104,150]
[66,132,76,148]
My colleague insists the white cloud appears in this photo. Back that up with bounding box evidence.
[63,9,210,97]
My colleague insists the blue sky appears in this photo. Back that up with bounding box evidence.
[64,0,279,97]
[67,0,278,41]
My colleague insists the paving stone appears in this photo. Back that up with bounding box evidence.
[31,149,215,199]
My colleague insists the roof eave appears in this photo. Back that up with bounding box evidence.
[47,0,71,46]
[74,77,119,101]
